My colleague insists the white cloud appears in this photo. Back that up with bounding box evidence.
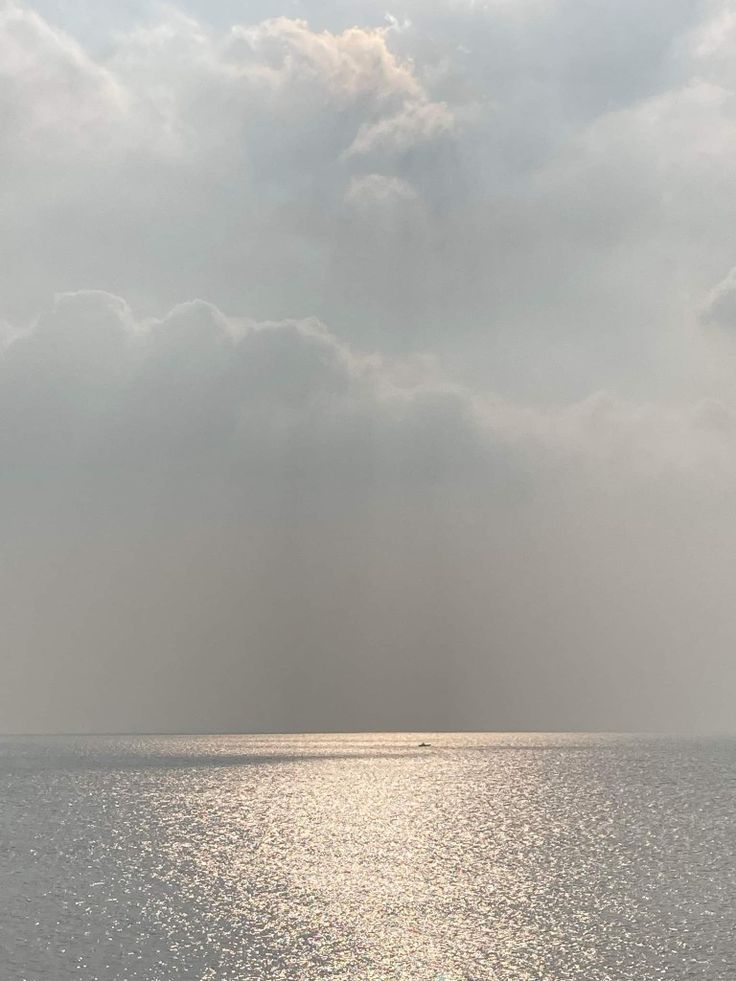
[4,0,736,401]
[345,99,454,158]
[701,266,736,329]
[0,4,127,162]
[0,5,461,338]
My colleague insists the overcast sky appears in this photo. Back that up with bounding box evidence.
[3,0,736,733]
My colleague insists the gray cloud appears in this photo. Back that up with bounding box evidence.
[4,2,736,733]
[0,291,514,732]
[0,291,736,733]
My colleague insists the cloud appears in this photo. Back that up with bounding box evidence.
[0,292,510,514]
[346,173,419,204]
[2,0,736,403]
[0,5,125,146]
[2,293,736,734]
[0,291,513,731]
[701,267,736,330]
[8,290,736,511]
[0,4,472,370]
[6,2,736,733]
[345,99,454,159]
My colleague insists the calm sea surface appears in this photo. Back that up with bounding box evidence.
[1,732,735,980]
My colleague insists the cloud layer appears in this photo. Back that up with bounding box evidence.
[3,0,736,394]
[4,1,736,731]
[0,291,735,732]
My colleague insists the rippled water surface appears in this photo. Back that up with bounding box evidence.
[2,732,735,979]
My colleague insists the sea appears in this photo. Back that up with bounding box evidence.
[1,732,734,980]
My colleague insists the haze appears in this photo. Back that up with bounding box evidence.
[2,0,736,733]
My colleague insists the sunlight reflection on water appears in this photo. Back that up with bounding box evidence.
[2,732,735,979]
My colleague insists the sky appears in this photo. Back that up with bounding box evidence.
[3,0,736,733]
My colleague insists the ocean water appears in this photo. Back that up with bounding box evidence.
[1,733,735,980]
